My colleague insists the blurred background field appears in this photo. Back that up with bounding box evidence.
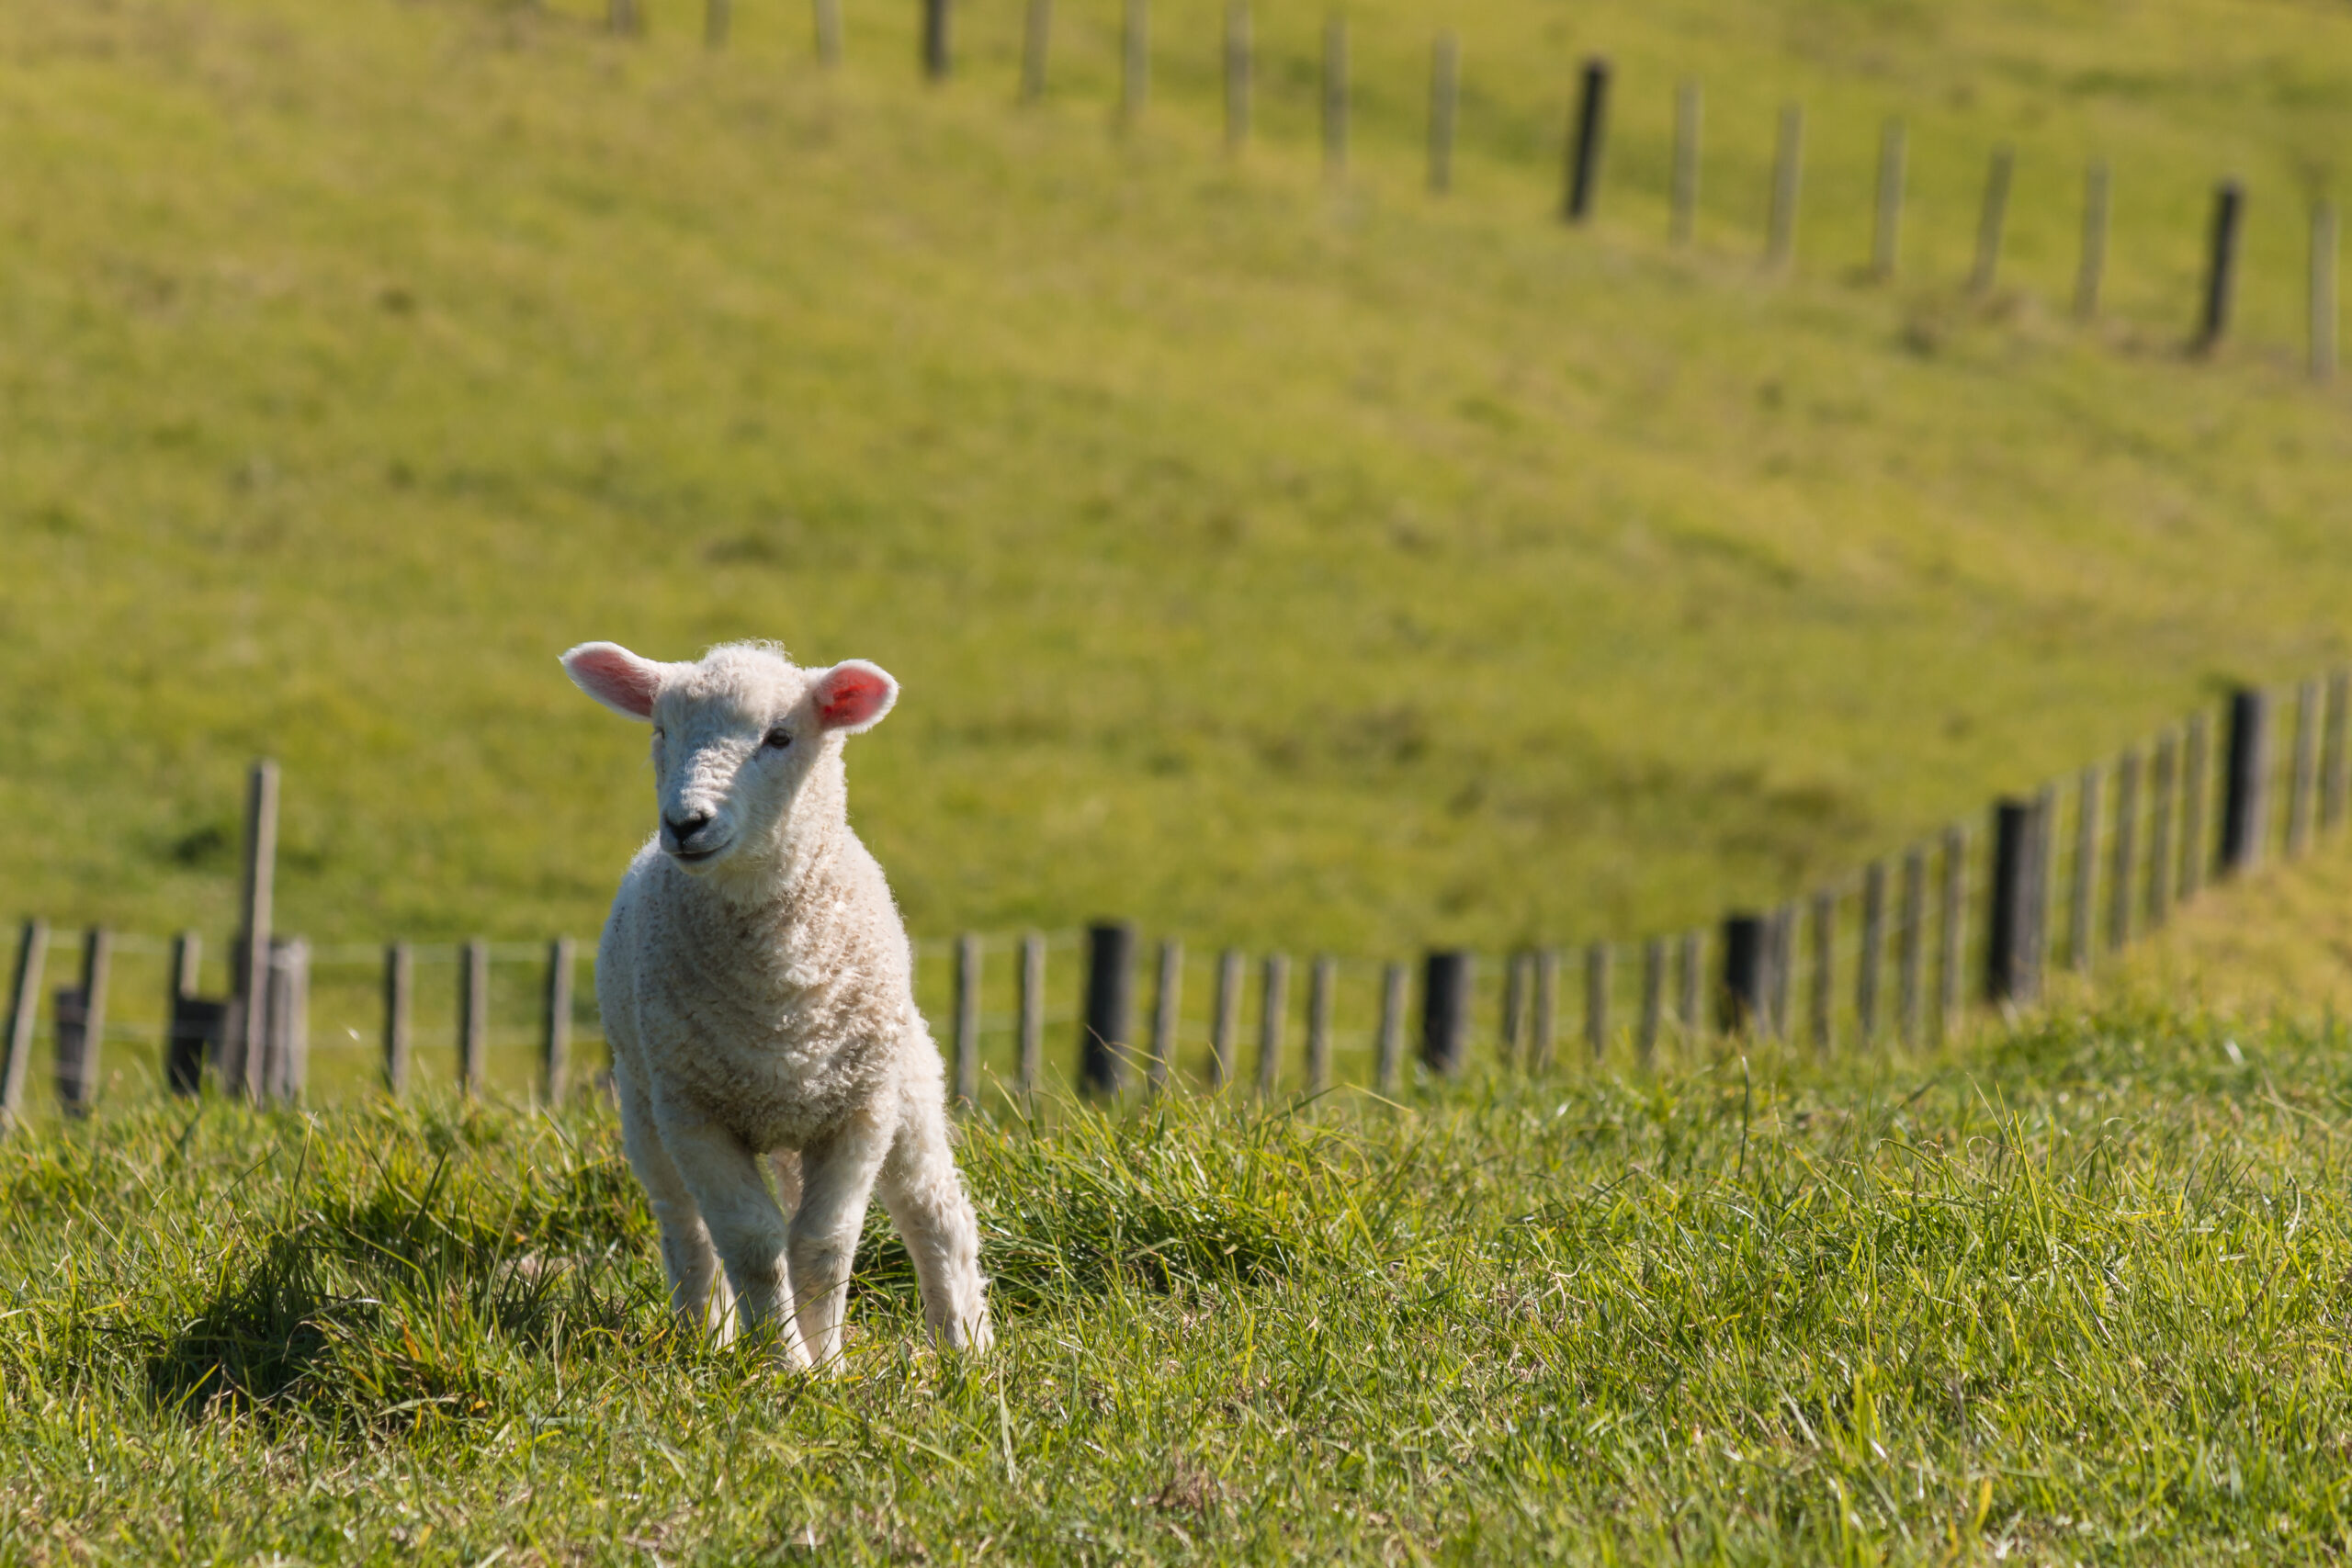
[7,0,2352,978]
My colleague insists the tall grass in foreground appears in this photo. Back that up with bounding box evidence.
[7,1008,2352,1562]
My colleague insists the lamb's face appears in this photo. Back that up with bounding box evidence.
[561,640,897,875]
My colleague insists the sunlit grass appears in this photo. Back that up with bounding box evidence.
[10,1006,2352,1561]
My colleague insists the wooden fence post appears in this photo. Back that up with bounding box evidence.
[1767,904,1796,1040]
[1021,0,1051,102]
[233,759,279,1104]
[1375,961,1407,1090]
[543,937,573,1104]
[1584,941,1611,1058]
[2029,786,2057,998]
[2068,765,2100,970]
[266,938,308,1103]
[1676,929,1702,1035]
[1857,863,1886,1042]
[1427,33,1457,195]
[1565,57,1610,222]
[1719,914,1765,1034]
[1766,104,1804,269]
[384,942,412,1098]
[1150,938,1182,1093]
[1670,80,1702,245]
[1986,800,2034,1006]
[1871,118,1905,279]
[460,939,488,1097]
[1532,947,1559,1072]
[1322,14,1348,178]
[813,0,842,66]
[2109,750,2141,950]
[1254,953,1288,1095]
[1209,947,1242,1089]
[2075,162,2109,321]
[53,927,111,1116]
[1499,949,1528,1064]
[1970,145,2014,292]
[1081,922,1134,1096]
[2222,686,2271,875]
[2179,712,2211,900]
[2288,679,2322,858]
[166,931,203,1097]
[2314,202,2339,382]
[954,932,982,1106]
[1420,951,1470,1075]
[1306,955,1334,1092]
[2324,673,2351,835]
[1120,0,1148,126]
[2145,735,2176,929]
[922,0,949,79]
[1807,892,1834,1056]
[1017,932,1045,1096]
[1897,846,1926,1045]
[2199,181,2245,352]
[1638,937,1665,1069]
[1225,4,1250,152]
[608,0,637,37]
[0,920,46,1131]
[1936,827,1965,1043]
[705,0,729,50]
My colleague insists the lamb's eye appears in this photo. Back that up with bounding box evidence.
[763,728,794,751]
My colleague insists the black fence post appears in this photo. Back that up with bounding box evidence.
[1564,57,1610,222]
[922,0,950,80]
[1420,951,1471,1075]
[1080,921,1135,1096]
[1985,800,2034,1005]
[2199,181,2245,352]
[2221,686,2271,875]
[54,927,111,1117]
[1719,913,1765,1033]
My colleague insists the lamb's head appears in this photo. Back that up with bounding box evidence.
[560,639,897,878]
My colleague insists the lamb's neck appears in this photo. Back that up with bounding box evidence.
[689,804,854,919]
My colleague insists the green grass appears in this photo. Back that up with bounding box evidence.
[9,0,2352,961]
[12,1006,2352,1562]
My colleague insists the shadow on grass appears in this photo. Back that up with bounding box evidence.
[144,1156,659,1429]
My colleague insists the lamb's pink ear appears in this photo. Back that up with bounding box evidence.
[809,660,899,734]
[560,642,665,721]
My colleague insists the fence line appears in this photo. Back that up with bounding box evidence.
[0,676,2341,1127]
[544,0,2343,375]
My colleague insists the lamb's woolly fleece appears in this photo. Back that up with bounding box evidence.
[564,638,990,1369]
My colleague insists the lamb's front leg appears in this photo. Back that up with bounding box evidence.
[790,1117,893,1371]
[618,1077,731,1338]
[659,1115,810,1367]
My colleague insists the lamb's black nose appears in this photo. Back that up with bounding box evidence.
[664,811,714,844]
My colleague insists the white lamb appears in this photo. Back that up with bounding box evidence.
[561,638,990,1368]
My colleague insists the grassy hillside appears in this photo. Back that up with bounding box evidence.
[11,1008,2352,1562]
[8,0,2352,959]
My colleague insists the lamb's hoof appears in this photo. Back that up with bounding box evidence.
[936,1313,994,1356]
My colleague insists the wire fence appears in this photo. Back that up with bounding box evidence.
[0,673,2339,1128]
[540,0,2341,378]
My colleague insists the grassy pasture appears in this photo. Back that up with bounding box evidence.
[7,0,2352,962]
[10,1006,2352,1562]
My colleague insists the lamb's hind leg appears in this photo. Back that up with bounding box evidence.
[617,1079,731,1339]
[876,1094,992,1353]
